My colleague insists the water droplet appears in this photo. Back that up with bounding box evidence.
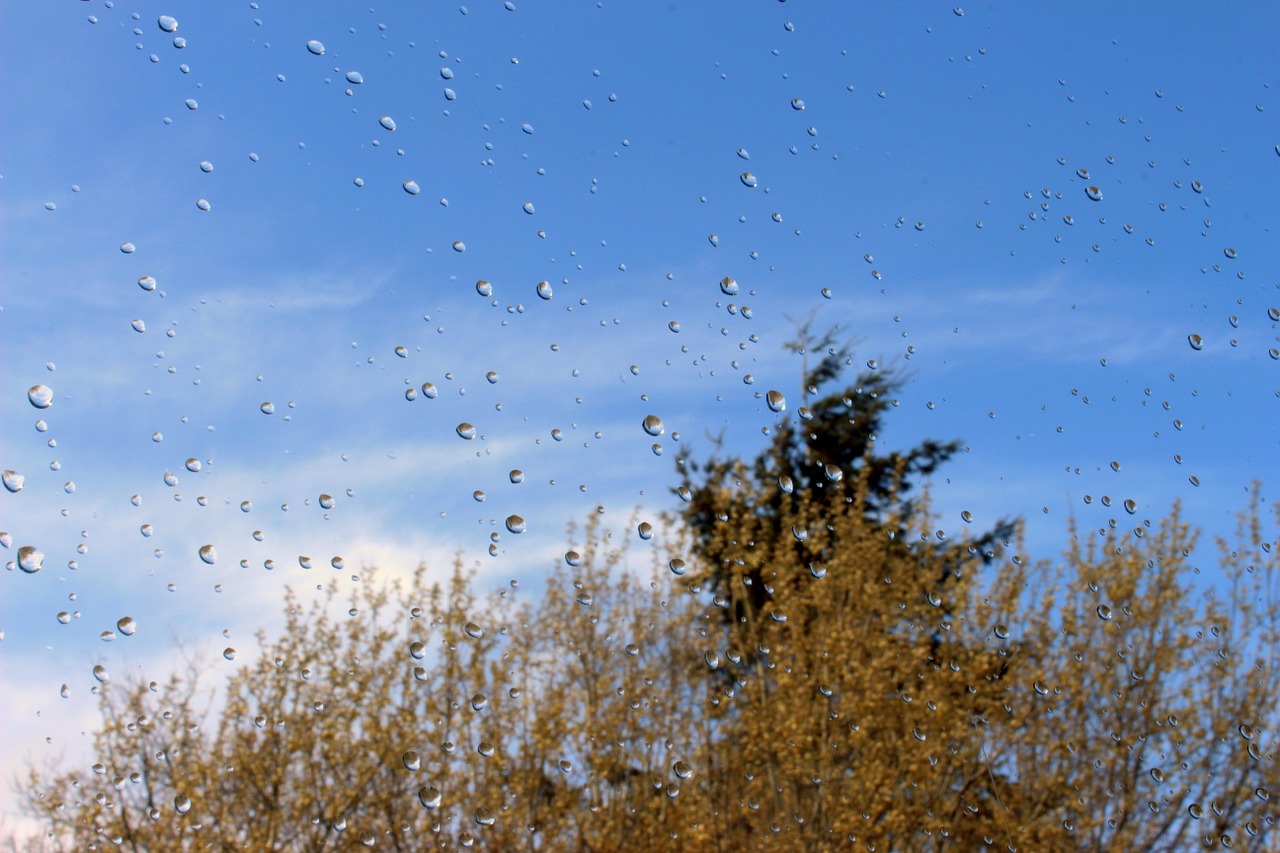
[452,241,466,252]
[638,521,654,540]
[1187,333,1204,351]
[306,39,325,56]
[418,786,442,809]
[184,98,198,111]
[470,693,489,711]
[668,558,687,576]
[456,422,476,440]
[174,794,192,814]
[464,621,484,639]
[1223,247,1237,260]
[319,493,335,509]
[1085,185,1103,201]
[131,319,146,333]
[672,760,693,779]
[138,275,157,291]
[394,345,408,359]
[740,172,757,188]
[565,550,582,567]
[791,98,806,110]
[720,276,739,295]
[115,616,137,636]
[505,515,526,534]
[708,234,719,247]
[808,562,827,579]
[120,242,137,254]
[993,624,1010,639]
[222,647,237,661]
[2,470,25,493]
[508,469,524,483]
[421,383,438,399]
[345,70,364,84]
[536,280,553,300]
[198,544,217,565]
[642,415,664,437]
[403,180,421,195]
[765,390,785,413]
[736,148,750,160]
[92,665,109,683]
[26,384,54,409]
[260,401,276,414]
[17,546,44,573]
[379,115,397,131]
[403,751,421,771]
[1097,604,1113,621]
[476,280,493,297]
[157,15,178,32]
[1123,498,1137,515]
[522,201,536,214]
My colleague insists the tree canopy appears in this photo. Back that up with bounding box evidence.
[16,345,1279,852]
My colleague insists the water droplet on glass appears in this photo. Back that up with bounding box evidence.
[138,275,157,291]
[198,544,217,565]
[456,422,476,440]
[421,383,438,399]
[1097,604,1113,621]
[765,390,785,413]
[470,693,489,711]
[1187,333,1204,351]
[3,470,25,493]
[536,280,553,300]
[668,558,687,576]
[638,521,653,540]
[403,180,421,195]
[306,39,325,56]
[379,115,397,131]
[673,760,693,779]
[345,70,364,84]
[791,98,806,110]
[260,401,276,414]
[642,414,664,437]
[993,624,1010,639]
[130,319,146,333]
[1223,247,1237,260]
[505,515,526,534]
[184,98,198,111]
[418,786,442,809]
[1085,185,1103,201]
[475,280,492,297]
[522,201,536,214]
[394,345,408,359]
[740,172,757,188]
[565,550,582,567]
[157,15,178,32]
[222,647,237,661]
[464,621,484,639]
[319,493,335,510]
[808,562,827,579]
[28,385,53,409]
[720,276,739,296]
[452,240,466,252]
[17,546,45,574]
[92,665,109,683]
[1123,498,1137,515]
[508,469,524,483]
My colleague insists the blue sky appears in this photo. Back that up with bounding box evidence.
[2,0,1278,835]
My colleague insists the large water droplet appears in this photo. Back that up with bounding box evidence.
[345,70,364,84]
[536,280,553,300]
[1187,333,1204,351]
[117,616,137,636]
[306,39,325,56]
[642,414,664,437]
[720,276,739,295]
[28,385,53,409]
[765,390,785,413]
[505,515,526,534]
[740,172,758,188]
[456,422,476,440]
[260,401,276,414]
[418,786,442,809]
[174,795,192,814]
[1085,185,1103,201]
[138,275,157,291]
[2,470,25,493]
[17,546,44,573]
[198,544,217,565]
[379,115,397,131]
[668,558,687,576]
[157,15,178,33]
[403,180,421,195]
[475,280,492,297]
